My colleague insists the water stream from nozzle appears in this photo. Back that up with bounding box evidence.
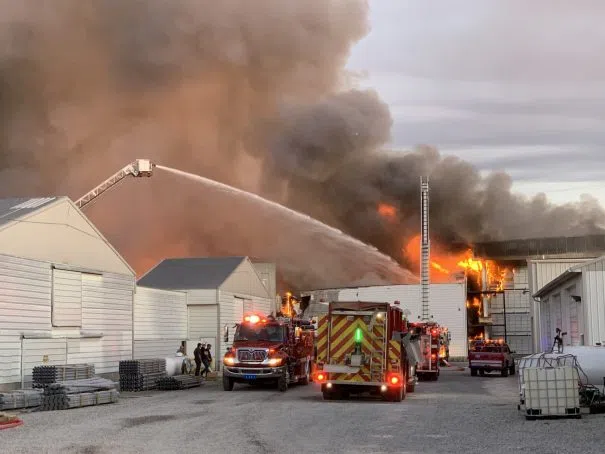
[156,165,417,283]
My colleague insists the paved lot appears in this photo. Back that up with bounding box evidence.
[2,366,604,454]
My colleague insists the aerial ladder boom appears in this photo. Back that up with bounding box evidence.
[74,159,155,209]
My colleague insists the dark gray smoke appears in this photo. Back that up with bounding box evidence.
[0,0,603,291]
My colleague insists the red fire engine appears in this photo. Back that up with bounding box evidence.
[409,321,442,381]
[222,313,315,392]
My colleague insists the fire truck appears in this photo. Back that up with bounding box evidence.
[409,321,443,381]
[314,301,417,402]
[222,313,315,392]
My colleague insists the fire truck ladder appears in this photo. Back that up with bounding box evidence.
[369,315,388,382]
[74,159,155,210]
[420,176,431,321]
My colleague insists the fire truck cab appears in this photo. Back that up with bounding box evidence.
[222,313,314,392]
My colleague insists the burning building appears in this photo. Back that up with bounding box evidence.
[470,234,605,354]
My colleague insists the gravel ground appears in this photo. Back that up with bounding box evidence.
[2,365,604,454]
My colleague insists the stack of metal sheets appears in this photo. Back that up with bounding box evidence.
[157,375,202,390]
[0,390,44,410]
[41,378,119,411]
[32,364,96,388]
[119,359,167,391]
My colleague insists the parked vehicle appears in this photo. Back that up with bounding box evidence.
[314,301,418,402]
[468,339,515,377]
[408,321,442,381]
[222,313,315,392]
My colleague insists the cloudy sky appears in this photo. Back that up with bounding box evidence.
[347,0,605,206]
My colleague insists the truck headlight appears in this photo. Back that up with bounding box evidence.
[268,357,282,366]
[224,356,235,366]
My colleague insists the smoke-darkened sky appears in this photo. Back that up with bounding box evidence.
[0,0,603,291]
[347,0,605,206]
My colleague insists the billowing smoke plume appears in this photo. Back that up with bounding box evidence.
[0,1,603,291]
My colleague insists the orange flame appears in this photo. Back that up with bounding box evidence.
[377,203,396,218]
[403,234,511,287]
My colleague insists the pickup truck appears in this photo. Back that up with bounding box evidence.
[468,340,515,377]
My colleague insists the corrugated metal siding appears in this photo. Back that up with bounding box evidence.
[250,262,277,301]
[188,305,218,340]
[337,284,468,358]
[0,255,52,387]
[133,287,187,359]
[221,260,272,299]
[134,341,182,359]
[21,338,67,385]
[80,272,134,374]
[134,287,187,340]
[52,269,82,327]
[528,259,590,352]
[582,258,605,345]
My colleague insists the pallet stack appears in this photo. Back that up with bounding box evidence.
[32,364,95,388]
[119,359,167,391]
[41,378,119,411]
[0,390,44,411]
[157,375,202,390]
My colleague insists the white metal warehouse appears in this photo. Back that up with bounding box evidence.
[303,283,468,358]
[533,256,605,351]
[136,256,275,371]
[0,197,136,390]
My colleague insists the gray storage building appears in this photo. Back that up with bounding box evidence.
[137,256,275,371]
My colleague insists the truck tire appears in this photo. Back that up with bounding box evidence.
[509,363,516,375]
[322,391,334,400]
[278,369,289,392]
[471,368,477,377]
[408,383,415,393]
[299,362,310,386]
[223,376,234,391]
[501,366,509,377]
[388,386,403,402]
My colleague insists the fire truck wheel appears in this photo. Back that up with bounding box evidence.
[278,370,289,392]
[509,364,516,375]
[223,376,234,391]
[407,383,415,393]
[298,361,310,385]
[471,368,477,376]
[501,366,509,377]
[389,386,403,402]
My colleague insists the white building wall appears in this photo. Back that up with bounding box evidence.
[337,283,468,358]
[0,255,51,389]
[0,198,133,275]
[528,258,592,352]
[133,287,188,359]
[582,259,605,345]
[0,254,135,389]
[251,262,277,301]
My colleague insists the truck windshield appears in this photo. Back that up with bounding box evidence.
[234,324,286,342]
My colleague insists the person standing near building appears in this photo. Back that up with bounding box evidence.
[201,344,212,378]
[194,343,203,376]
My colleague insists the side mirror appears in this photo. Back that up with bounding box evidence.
[223,325,229,343]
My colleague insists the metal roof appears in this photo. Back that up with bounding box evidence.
[0,197,59,228]
[137,256,247,290]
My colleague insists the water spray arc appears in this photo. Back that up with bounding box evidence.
[73,160,417,283]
